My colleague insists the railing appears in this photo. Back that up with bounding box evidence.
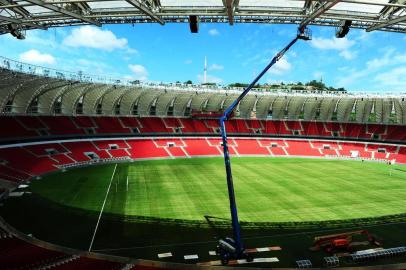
[0,56,133,86]
[1,55,404,97]
[324,155,394,164]
[56,157,131,169]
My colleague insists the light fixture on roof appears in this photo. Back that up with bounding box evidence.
[7,24,25,40]
[189,15,199,33]
[336,20,352,38]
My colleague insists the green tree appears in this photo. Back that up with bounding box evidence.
[306,80,326,89]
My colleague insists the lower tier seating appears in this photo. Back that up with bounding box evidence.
[50,256,124,270]
[0,236,65,270]
[0,234,143,270]
[0,137,404,185]
[0,137,405,270]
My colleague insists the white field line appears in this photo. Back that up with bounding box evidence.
[88,163,117,251]
[126,176,129,192]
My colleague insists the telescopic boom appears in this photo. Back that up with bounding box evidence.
[219,28,311,255]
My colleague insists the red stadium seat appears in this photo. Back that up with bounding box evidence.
[40,116,84,135]
[234,139,270,155]
[94,117,131,134]
[0,117,36,139]
[127,140,169,158]
[0,237,65,270]
[184,139,221,156]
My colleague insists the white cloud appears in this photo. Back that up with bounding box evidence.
[197,74,223,84]
[374,67,406,91]
[63,26,128,51]
[268,58,291,75]
[23,31,59,48]
[313,71,324,79]
[75,58,110,74]
[126,47,138,54]
[339,50,357,60]
[289,51,297,58]
[19,50,56,65]
[128,64,148,81]
[310,37,356,59]
[209,63,224,71]
[208,29,220,36]
[310,37,355,50]
[184,59,193,64]
[356,31,371,41]
[338,49,406,88]
[365,49,397,69]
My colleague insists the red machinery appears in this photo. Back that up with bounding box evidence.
[311,230,381,253]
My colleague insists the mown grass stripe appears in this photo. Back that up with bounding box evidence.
[30,157,406,223]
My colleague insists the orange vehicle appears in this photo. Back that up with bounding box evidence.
[311,230,380,253]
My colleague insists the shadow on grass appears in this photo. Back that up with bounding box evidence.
[27,194,406,231]
[1,193,406,267]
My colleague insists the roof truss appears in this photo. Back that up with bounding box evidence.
[0,14,47,30]
[300,0,341,30]
[24,0,101,26]
[223,0,240,25]
[367,0,406,31]
[125,0,164,25]
[0,0,29,17]
[0,0,406,35]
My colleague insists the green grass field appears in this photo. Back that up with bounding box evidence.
[30,157,406,223]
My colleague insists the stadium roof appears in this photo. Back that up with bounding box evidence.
[1,0,406,36]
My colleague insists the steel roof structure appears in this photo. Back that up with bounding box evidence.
[1,56,406,124]
[1,0,406,36]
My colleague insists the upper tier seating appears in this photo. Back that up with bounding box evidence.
[0,116,405,143]
[40,116,84,135]
[94,117,131,134]
[0,117,37,139]
[71,116,96,128]
[180,118,211,133]
[138,118,172,133]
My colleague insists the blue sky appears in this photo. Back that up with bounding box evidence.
[1,23,405,93]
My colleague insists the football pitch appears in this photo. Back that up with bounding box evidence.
[30,157,406,223]
[2,156,406,266]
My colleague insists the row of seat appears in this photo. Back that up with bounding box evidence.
[0,233,158,270]
[0,138,404,184]
[1,116,405,142]
[0,236,66,270]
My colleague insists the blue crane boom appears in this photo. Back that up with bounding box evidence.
[218,27,311,258]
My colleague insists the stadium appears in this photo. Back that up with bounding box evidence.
[0,0,406,269]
